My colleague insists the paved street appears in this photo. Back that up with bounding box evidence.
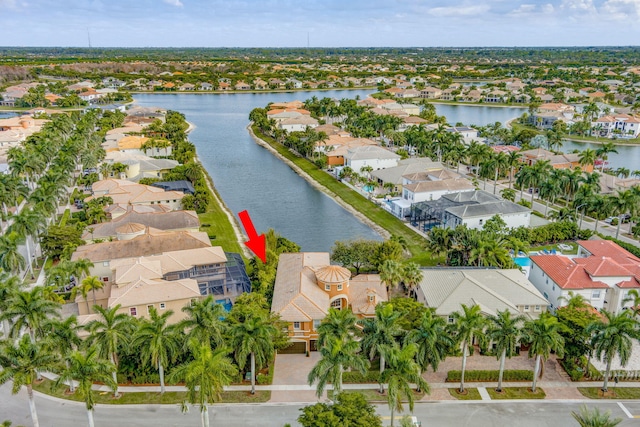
[3,382,640,427]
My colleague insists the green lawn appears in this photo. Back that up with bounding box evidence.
[448,388,482,400]
[33,379,270,404]
[530,242,578,255]
[486,387,545,399]
[252,126,432,264]
[578,387,640,399]
[197,166,245,255]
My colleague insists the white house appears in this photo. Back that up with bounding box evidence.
[591,114,640,138]
[528,240,640,313]
[278,116,319,133]
[344,146,400,172]
[402,178,475,204]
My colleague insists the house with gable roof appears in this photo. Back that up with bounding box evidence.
[271,253,387,354]
[528,240,640,313]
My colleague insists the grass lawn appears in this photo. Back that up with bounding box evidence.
[530,242,578,255]
[578,387,640,399]
[252,126,432,264]
[337,389,425,403]
[448,388,482,400]
[197,168,245,255]
[486,387,545,399]
[33,379,270,404]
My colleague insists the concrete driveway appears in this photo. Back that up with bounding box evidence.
[270,352,327,403]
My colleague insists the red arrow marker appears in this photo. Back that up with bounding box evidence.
[238,210,266,263]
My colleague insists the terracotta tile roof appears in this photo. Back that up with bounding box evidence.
[530,255,608,290]
[574,256,634,278]
[578,240,640,264]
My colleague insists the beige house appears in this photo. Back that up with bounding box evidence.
[75,246,229,325]
[271,253,387,354]
[87,179,185,211]
[81,208,200,242]
[104,152,179,182]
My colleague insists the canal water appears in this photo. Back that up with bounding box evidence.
[130,92,553,251]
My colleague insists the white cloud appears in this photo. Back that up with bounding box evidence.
[601,0,640,19]
[0,0,18,9]
[428,4,490,17]
[542,3,555,14]
[510,3,536,14]
[560,0,596,12]
[163,0,183,7]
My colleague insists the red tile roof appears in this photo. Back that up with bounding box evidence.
[530,255,608,290]
[578,240,640,264]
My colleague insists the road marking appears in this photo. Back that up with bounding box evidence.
[617,402,633,419]
[477,387,491,401]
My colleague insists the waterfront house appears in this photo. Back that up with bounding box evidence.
[344,145,400,173]
[519,148,591,172]
[420,87,442,99]
[591,114,640,138]
[271,252,387,354]
[87,179,186,211]
[416,268,549,321]
[528,240,640,313]
[278,115,319,133]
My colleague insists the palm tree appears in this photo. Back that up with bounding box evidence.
[382,344,430,427]
[308,336,369,397]
[400,262,423,298]
[521,315,565,392]
[0,232,26,275]
[8,209,45,279]
[586,310,640,392]
[229,313,278,394]
[379,259,403,293]
[132,307,181,394]
[571,405,622,427]
[2,286,60,342]
[0,272,22,338]
[317,307,359,347]
[42,316,82,392]
[596,142,618,173]
[70,277,92,314]
[0,335,59,427]
[404,310,453,379]
[168,341,237,427]
[54,348,117,427]
[622,289,640,316]
[487,310,525,392]
[359,304,402,393]
[506,151,522,189]
[612,189,638,239]
[82,276,104,308]
[85,304,134,397]
[452,304,486,393]
[179,296,227,348]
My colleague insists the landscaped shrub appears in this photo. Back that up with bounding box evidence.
[446,370,533,382]
[343,371,381,383]
[560,358,584,381]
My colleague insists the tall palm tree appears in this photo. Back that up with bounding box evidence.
[612,189,638,239]
[0,335,59,427]
[168,341,237,427]
[401,262,423,298]
[317,307,359,347]
[179,296,227,349]
[132,307,181,394]
[379,259,403,293]
[0,232,26,275]
[42,316,82,392]
[2,286,60,342]
[308,335,369,397]
[0,272,22,338]
[54,348,117,427]
[521,315,565,392]
[70,277,92,314]
[382,344,430,427]
[596,142,618,173]
[487,310,525,392]
[586,310,640,392]
[571,405,622,427]
[359,304,402,393]
[452,304,486,393]
[404,309,453,379]
[85,304,134,397]
[229,313,278,394]
[82,276,104,308]
[506,151,522,189]
[8,209,45,279]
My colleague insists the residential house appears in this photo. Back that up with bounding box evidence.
[398,116,429,132]
[278,115,319,133]
[179,83,195,91]
[271,252,387,353]
[484,90,508,103]
[528,240,640,313]
[410,190,531,232]
[199,82,213,91]
[344,145,400,173]
[420,87,442,99]
[234,81,251,91]
[104,152,179,182]
[87,179,186,211]
[591,114,640,138]
[519,148,592,172]
[416,268,549,321]
[80,208,200,242]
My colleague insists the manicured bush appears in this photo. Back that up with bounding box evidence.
[446,370,533,382]
[343,371,381,383]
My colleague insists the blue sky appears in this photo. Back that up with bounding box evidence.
[1,0,638,47]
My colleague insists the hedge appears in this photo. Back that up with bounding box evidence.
[446,370,533,382]
[343,371,381,383]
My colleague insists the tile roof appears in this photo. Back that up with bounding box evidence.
[530,255,610,290]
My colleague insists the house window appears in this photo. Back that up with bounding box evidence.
[103,261,109,267]
[535,305,541,312]
[337,284,343,291]
[293,321,301,330]
[325,284,330,291]
[331,299,342,309]
[592,290,601,299]
[552,285,556,291]
[544,292,549,299]
[147,304,154,313]
[524,305,530,311]
[130,307,137,316]
[160,303,166,310]
[368,295,375,303]
[313,319,321,330]
[479,219,483,225]
[102,276,109,282]
[448,315,455,324]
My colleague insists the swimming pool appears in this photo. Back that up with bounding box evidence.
[513,257,531,267]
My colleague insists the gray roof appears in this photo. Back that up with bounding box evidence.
[446,200,530,219]
[370,158,439,184]
[417,268,549,319]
